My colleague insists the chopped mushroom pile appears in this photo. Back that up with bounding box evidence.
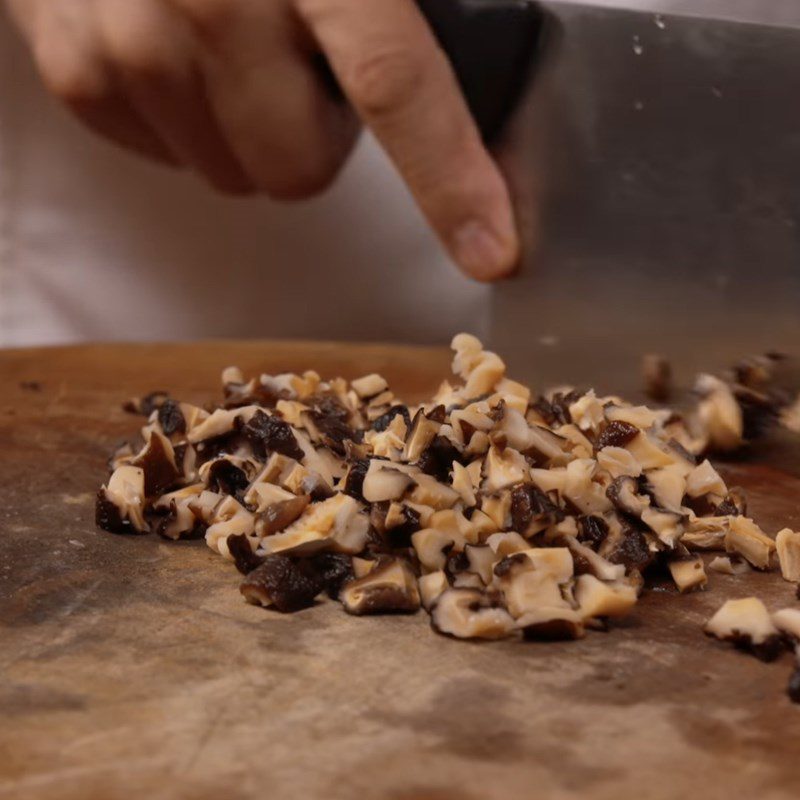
[97,335,800,700]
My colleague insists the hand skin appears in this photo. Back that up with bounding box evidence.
[4,0,519,281]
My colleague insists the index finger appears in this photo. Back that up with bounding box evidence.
[295,0,519,282]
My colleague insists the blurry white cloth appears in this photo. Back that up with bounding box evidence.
[0,14,488,348]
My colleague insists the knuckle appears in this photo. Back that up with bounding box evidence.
[263,161,339,201]
[345,45,425,117]
[252,124,353,200]
[105,27,169,79]
[35,48,107,106]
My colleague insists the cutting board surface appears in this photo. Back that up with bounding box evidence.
[2,341,800,800]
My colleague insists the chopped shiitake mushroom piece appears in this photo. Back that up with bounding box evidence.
[707,555,750,575]
[516,608,585,641]
[772,608,800,642]
[682,516,729,551]
[685,460,727,499]
[403,410,441,462]
[705,597,784,661]
[351,374,388,400]
[725,517,776,570]
[645,466,686,511]
[206,497,256,558]
[694,375,744,453]
[340,558,420,615]
[448,462,475,507]
[255,494,311,538]
[565,536,626,582]
[412,528,457,572]
[597,447,642,480]
[493,549,574,620]
[418,570,450,611]
[451,333,506,398]
[431,588,515,640]
[240,555,324,613]
[96,465,148,534]
[775,528,800,582]
[574,574,637,620]
[260,494,365,556]
[668,555,707,593]
[486,532,529,558]
[409,473,460,509]
[98,331,800,693]
[361,461,414,503]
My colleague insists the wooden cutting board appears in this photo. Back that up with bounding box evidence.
[2,341,800,800]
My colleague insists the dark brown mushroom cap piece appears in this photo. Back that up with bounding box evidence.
[157,399,186,437]
[241,409,305,461]
[340,557,420,615]
[602,519,655,573]
[240,554,324,612]
[228,532,266,574]
[383,502,422,549]
[96,490,137,535]
[309,552,355,599]
[510,482,564,536]
[203,457,255,496]
[342,457,370,502]
[130,431,181,497]
[256,494,311,538]
[305,395,360,455]
[596,420,640,451]
[517,610,585,641]
[576,515,609,547]
[371,405,412,432]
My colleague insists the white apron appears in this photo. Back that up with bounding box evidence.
[0,13,488,348]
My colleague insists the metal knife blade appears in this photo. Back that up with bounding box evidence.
[487,2,800,394]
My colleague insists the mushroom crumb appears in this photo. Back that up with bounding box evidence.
[775,528,800,583]
[98,333,796,689]
[705,598,784,662]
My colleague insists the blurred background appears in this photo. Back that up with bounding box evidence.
[1,0,799,393]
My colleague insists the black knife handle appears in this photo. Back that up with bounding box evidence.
[417,0,549,143]
[314,0,549,145]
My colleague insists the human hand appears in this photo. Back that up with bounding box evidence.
[6,0,518,280]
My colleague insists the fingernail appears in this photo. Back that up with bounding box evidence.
[451,220,517,282]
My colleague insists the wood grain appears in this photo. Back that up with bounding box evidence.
[1,341,800,800]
